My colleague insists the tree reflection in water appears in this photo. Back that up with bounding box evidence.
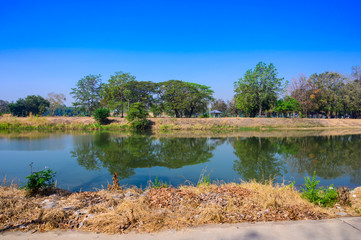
[231,137,287,182]
[230,135,361,185]
[71,133,222,180]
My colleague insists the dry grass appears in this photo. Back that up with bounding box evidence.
[1,116,361,131]
[3,181,358,234]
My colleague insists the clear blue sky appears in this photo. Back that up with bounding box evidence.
[1,0,360,105]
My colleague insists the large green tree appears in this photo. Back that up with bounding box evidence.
[158,80,214,117]
[234,62,285,117]
[100,72,135,117]
[71,74,102,116]
[123,80,157,108]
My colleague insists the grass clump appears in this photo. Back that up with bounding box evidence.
[152,176,168,189]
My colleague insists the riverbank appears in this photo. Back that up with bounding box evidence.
[1,182,360,234]
[1,116,361,130]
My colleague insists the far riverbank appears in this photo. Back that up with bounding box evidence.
[1,116,361,131]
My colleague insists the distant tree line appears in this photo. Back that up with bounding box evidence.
[70,72,214,118]
[1,64,360,118]
[234,63,361,118]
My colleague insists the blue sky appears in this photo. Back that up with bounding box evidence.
[1,0,360,105]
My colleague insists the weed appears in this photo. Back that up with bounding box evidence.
[152,176,168,188]
[301,171,338,207]
[355,207,361,214]
[198,173,211,186]
[23,168,56,196]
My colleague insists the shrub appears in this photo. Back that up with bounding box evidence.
[301,171,338,207]
[126,102,149,130]
[94,108,110,124]
[24,168,56,196]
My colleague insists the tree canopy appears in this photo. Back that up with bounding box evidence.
[8,95,50,117]
[71,74,102,116]
[158,80,214,117]
[234,62,285,117]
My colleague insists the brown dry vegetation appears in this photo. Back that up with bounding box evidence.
[1,182,360,234]
[1,116,361,131]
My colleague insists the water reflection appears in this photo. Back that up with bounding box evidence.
[230,135,361,185]
[71,133,223,180]
[1,130,361,190]
[230,137,287,182]
[279,135,361,184]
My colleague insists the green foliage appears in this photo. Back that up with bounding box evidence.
[71,74,102,116]
[301,171,338,207]
[24,168,56,195]
[274,96,301,117]
[126,102,149,130]
[100,71,136,117]
[152,176,168,188]
[93,107,110,124]
[199,113,209,118]
[234,62,285,117]
[8,95,50,117]
[158,80,214,118]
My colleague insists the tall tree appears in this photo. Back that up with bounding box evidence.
[289,74,314,116]
[71,74,102,116]
[100,71,135,117]
[234,62,285,117]
[47,92,66,116]
[158,80,214,118]
[308,72,346,118]
[123,80,157,107]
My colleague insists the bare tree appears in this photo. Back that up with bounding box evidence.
[47,92,66,116]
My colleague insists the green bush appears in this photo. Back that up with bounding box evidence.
[93,108,110,124]
[126,102,149,130]
[199,113,209,118]
[301,171,338,207]
[24,168,56,195]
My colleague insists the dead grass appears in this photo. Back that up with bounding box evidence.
[1,116,361,131]
[3,181,358,234]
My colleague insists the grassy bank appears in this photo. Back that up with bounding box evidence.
[1,182,360,234]
[1,116,361,131]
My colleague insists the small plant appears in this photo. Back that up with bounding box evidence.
[355,207,361,214]
[93,107,110,124]
[24,168,56,195]
[301,171,338,207]
[198,173,211,186]
[152,176,168,188]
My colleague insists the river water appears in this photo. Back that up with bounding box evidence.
[1,130,360,191]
